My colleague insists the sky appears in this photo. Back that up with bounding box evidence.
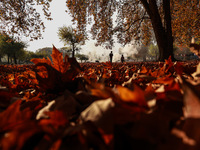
[26,0,74,52]
[25,0,137,62]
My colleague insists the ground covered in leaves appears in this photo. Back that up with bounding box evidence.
[0,46,200,150]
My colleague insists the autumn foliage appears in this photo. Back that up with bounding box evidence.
[0,46,200,149]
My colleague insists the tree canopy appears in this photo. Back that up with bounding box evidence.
[58,25,85,57]
[0,33,27,64]
[66,0,200,61]
[172,0,200,46]
[0,0,52,40]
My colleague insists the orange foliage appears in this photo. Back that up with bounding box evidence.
[0,47,200,149]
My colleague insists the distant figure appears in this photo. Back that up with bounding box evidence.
[109,51,113,63]
[121,54,125,63]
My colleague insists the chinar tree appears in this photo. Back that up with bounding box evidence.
[172,0,200,46]
[0,0,52,40]
[65,0,200,61]
[58,25,85,58]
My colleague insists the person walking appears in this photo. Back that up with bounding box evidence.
[109,51,113,63]
[121,54,125,63]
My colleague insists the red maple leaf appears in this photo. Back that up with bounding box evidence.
[30,46,81,93]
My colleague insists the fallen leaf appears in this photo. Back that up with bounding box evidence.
[179,76,200,118]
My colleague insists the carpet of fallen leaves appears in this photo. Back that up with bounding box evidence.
[1,46,200,150]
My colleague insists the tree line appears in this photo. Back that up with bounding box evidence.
[0,32,88,64]
[0,31,196,64]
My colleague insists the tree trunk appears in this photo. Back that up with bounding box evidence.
[141,0,174,61]
[72,43,75,58]
[7,55,10,64]
[143,55,146,62]
[13,53,17,64]
[163,0,175,61]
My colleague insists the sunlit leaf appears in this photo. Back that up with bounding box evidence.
[179,76,200,118]
[116,85,147,107]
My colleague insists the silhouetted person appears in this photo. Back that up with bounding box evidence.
[109,51,113,63]
[121,54,124,63]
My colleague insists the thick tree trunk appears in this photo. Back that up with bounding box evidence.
[13,53,17,64]
[141,0,174,61]
[163,0,175,61]
[7,55,10,64]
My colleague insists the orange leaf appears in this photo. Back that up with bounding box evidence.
[31,57,52,66]
[116,85,147,107]
[103,62,112,69]
[153,75,174,85]
[50,139,62,150]
[98,128,113,145]
[91,83,114,99]
[0,100,32,131]
[39,110,68,129]
[174,62,184,75]
[179,76,200,118]
[51,45,65,73]
[165,56,173,71]
[1,122,41,150]
[34,63,62,92]
[140,66,148,74]
[145,84,156,101]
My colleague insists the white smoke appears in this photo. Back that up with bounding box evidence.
[113,41,138,62]
[81,40,138,62]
